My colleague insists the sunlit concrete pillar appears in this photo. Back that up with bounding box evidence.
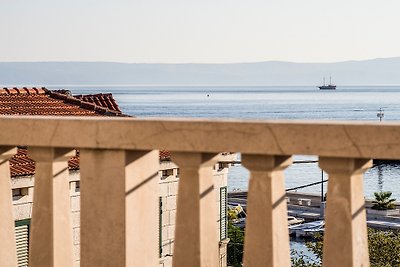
[172,152,219,267]
[80,149,126,267]
[80,149,160,267]
[319,157,372,267]
[126,150,159,267]
[28,147,75,267]
[0,147,18,267]
[242,154,292,267]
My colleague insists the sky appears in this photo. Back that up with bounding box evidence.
[1,0,400,63]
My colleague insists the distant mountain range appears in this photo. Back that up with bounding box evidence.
[1,58,400,86]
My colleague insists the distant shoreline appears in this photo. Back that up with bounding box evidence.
[3,84,400,88]
[2,58,400,85]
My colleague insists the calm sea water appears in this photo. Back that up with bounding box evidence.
[58,85,400,200]
[66,85,400,121]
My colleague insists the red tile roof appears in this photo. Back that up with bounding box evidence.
[0,87,126,177]
[0,87,124,116]
[2,87,170,177]
[74,93,122,113]
[159,150,171,161]
[9,148,80,177]
[9,148,35,177]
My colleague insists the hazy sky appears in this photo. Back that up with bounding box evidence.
[1,0,400,63]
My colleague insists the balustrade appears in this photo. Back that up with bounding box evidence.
[0,116,395,267]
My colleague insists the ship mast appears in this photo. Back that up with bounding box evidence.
[329,76,332,85]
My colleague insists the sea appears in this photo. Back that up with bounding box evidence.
[59,85,400,200]
[56,85,400,261]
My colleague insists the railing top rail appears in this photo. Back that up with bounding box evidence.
[0,115,399,159]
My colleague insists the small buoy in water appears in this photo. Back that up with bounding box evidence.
[207,94,210,97]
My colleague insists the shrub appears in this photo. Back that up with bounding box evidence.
[303,228,400,267]
[372,191,396,210]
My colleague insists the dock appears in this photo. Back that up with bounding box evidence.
[228,191,400,230]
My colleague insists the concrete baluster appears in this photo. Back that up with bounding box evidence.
[242,155,292,267]
[0,147,18,267]
[80,149,160,267]
[29,147,75,267]
[319,157,372,267]
[80,149,126,267]
[126,150,160,267]
[172,152,219,267]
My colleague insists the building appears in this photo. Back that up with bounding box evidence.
[0,87,231,267]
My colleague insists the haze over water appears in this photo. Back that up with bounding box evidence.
[61,85,400,199]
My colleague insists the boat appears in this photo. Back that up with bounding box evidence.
[289,220,325,237]
[288,216,304,226]
[232,218,246,229]
[318,76,336,90]
[232,215,305,229]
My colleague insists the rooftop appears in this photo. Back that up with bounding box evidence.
[9,147,79,177]
[0,87,123,116]
[0,87,124,177]
[74,93,122,113]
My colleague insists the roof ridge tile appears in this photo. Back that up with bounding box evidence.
[0,87,46,95]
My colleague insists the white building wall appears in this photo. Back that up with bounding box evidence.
[158,161,230,267]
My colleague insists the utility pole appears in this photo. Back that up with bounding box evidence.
[321,170,324,202]
[377,108,384,122]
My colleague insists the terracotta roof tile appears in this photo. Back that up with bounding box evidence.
[9,147,169,177]
[0,87,125,117]
[160,150,171,161]
[1,87,168,177]
[74,93,122,113]
[0,87,129,177]
[9,148,80,177]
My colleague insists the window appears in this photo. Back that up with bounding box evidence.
[75,181,80,192]
[159,197,163,257]
[220,187,228,240]
[161,169,174,178]
[12,188,28,199]
[15,219,30,267]
[218,162,224,170]
[12,188,22,197]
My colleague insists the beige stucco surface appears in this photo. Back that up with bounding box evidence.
[1,116,400,159]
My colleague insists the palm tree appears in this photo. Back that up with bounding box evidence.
[372,191,396,210]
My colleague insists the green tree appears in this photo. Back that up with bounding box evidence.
[227,222,244,267]
[302,228,400,267]
[305,233,323,261]
[228,208,239,221]
[291,250,319,267]
[368,228,400,266]
[372,191,396,210]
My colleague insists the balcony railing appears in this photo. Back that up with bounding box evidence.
[1,115,398,267]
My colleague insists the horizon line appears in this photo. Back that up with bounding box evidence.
[3,84,400,88]
[1,56,400,65]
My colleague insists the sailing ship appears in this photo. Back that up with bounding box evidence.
[318,76,336,90]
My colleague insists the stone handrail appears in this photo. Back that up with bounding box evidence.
[0,116,395,267]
